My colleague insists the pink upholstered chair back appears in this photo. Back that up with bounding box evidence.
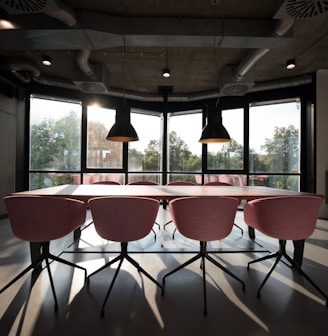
[167,181,196,186]
[88,197,160,242]
[4,196,87,242]
[128,181,158,185]
[92,181,121,185]
[204,181,232,186]
[244,196,323,240]
[169,196,239,241]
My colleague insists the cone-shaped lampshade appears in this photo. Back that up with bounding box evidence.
[199,106,231,143]
[106,105,139,142]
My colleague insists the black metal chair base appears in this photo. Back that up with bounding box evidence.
[87,242,163,318]
[248,240,328,307]
[0,241,87,312]
[162,241,245,316]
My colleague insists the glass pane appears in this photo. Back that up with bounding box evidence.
[29,172,77,190]
[128,111,162,172]
[127,173,161,184]
[207,108,244,170]
[83,173,124,184]
[168,174,198,184]
[30,97,82,171]
[168,111,202,172]
[204,174,247,186]
[249,174,300,191]
[249,100,301,174]
[87,106,123,169]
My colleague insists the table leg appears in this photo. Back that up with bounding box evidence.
[293,239,304,267]
[30,242,43,275]
[248,226,255,239]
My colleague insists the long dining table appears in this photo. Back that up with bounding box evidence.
[12,184,320,267]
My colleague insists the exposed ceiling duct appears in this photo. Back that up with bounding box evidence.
[218,65,255,96]
[217,18,295,96]
[0,0,77,26]
[274,0,328,19]
[72,63,110,94]
[0,0,324,100]
[8,61,40,83]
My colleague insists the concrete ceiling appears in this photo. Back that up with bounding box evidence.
[0,0,328,101]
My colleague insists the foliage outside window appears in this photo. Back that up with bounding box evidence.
[207,108,244,170]
[128,111,162,174]
[249,100,301,190]
[87,105,122,169]
[167,111,202,182]
[29,97,82,189]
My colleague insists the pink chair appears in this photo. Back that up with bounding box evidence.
[128,180,158,185]
[87,196,163,317]
[128,181,160,237]
[1,196,87,311]
[81,180,123,232]
[204,181,231,186]
[163,181,196,238]
[244,196,327,305]
[204,181,244,235]
[92,181,121,185]
[162,196,245,315]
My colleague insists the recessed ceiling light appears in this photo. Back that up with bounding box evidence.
[162,68,171,78]
[42,55,52,66]
[286,59,296,70]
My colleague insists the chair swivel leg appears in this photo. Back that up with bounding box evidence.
[206,253,246,291]
[87,254,123,284]
[44,255,59,312]
[0,256,43,295]
[233,223,244,235]
[201,249,207,316]
[101,257,124,318]
[48,252,87,283]
[162,253,202,296]
[247,239,328,304]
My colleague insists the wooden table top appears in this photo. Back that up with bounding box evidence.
[12,184,318,202]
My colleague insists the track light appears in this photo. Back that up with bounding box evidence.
[199,105,231,143]
[163,68,171,78]
[286,59,295,70]
[42,55,52,66]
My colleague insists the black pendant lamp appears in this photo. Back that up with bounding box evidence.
[106,104,139,142]
[199,105,231,143]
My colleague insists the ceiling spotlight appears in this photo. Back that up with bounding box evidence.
[286,59,296,70]
[162,68,171,78]
[42,55,52,66]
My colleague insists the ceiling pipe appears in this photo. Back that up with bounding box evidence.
[9,62,41,83]
[76,50,94,76]
[234,19,294,80]
[44,0,77,27]
[34,73,312,102]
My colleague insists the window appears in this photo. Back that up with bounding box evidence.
[207,108,244,170]
[27,94,305,191]
[29,97,82,189]
[249,99,301,190]
[127,110,163,183]
[87,105,123,169]
[167,111,202,182]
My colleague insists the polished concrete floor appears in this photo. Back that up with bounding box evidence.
[0,208,327,336]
